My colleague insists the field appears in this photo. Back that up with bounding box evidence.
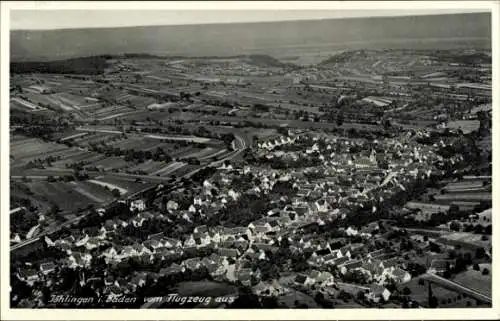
[446,120,480,134]
[278,290,319,308]
[10,135,69,166]
[21,181,113,212]
[89,157,131,171]
[11,98,47,111]
[23,92,75,111]
[433,192,491,203]
[401,277,477,308]
[452,265,491,297]
[150,161,187,177]
[145,134,211,143]
[92,175,156,194]
[436,232,491,252]
[127,160,167,175]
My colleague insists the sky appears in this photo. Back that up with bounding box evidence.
[10,9,489,30]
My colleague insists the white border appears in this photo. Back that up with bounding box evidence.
[1,1,499,320]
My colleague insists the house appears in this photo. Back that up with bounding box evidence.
[238,272,252,287]
[68,252,92,268]
[367,249,385,259]
[361,262,384,279]
[143,239,163,252]
[129,272,148,290]
[312,248,331,258]
[17,269,39,285]
[316,271,335,287]
[104,275,115,286]
[84,237,102,251]
[148,232,165,240]
[366,284,391,303]
[74,233,90,247]
[40,262,56,275]
[339,259,363,275]
[101,246,119,259]
[184,235,197,247]
[294,274,315,287]
[386,267,412,284]
[132,243,151,256]
[114,277,132,294]
[379,257,400,270]
[130,199,146,212]
[428,259,453,275]
[331,256,350,267]
[131,216,146,228]
[194,225,208,234]
[217,247,240,258]
[268,220,281,232]
[164,238,182,248]
[253,281,282,297]
[183,258,202,271]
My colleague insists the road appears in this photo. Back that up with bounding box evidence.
[421,273,492,304]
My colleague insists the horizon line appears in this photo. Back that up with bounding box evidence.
[10,10,490,32]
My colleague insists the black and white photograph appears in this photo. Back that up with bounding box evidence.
[1,1,498,320]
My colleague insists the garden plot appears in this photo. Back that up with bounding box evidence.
[93,175,155,194]
[127,160,167,174]
[87,179,128,195]
[27,181,103,211]
[89,157,131,171]
[151,161,187,176]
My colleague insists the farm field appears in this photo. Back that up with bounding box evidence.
[452,265,492,297]
[433,193,492,203]
[437,232,491,250]
[150,161,187,177]
[278,290,319,308]
[23,92,74,111]
[92,175,156,194]
[72,133,122,147]
[22,181,111,211]
[89,156,131,171]
[127,160,167,174]
[113,136,166,151]
[400,277,472,308]
[145,134,211,143]
[11,98,47,111]
[51,151,106,168]
[53,92,91,108]
[10,135,70,164]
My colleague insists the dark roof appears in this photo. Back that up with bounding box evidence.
[294,274,308,284]
[315,248,331,256]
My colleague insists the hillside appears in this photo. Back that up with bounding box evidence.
[10,56,110,74]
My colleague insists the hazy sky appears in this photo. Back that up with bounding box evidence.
[10,9,488,30]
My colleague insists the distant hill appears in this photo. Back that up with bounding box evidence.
[10,56,110,75]
[11,12,491,62]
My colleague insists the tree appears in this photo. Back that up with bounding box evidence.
[473,263,480,271]
[475,247,486,259]
[111,189,121,198]
[336,113,344,126]
[482,268,489,275]
[402,287,412,296]
[429,295,439,308]
[429,242,441,253]
[449,221,460,231]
